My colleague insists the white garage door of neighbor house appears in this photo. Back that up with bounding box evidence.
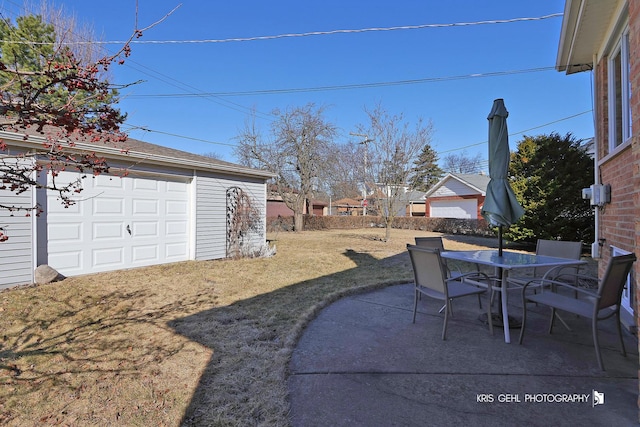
[430,199,477,219]
[44,172,190,276]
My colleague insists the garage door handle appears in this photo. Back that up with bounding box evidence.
[126,225,132,235]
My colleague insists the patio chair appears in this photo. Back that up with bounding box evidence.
[507,239,583,292]
[415,236,482,309]
[407,244,493,339]
[518,252,636,370]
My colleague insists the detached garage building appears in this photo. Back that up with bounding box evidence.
[425,173,490,219]
[0,129,273,289]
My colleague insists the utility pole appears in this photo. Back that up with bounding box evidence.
[350,132,373,216]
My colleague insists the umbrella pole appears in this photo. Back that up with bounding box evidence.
[498,225,503,257]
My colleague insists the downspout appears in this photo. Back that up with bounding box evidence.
[591,53,601,259]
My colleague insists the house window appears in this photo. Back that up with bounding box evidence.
[608,28,632,150]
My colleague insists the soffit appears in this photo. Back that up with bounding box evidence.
[557,0,621,74]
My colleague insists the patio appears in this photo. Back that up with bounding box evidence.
[288,283,638,426]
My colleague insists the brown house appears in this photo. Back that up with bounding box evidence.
[266,192,327,218]
[331,197,365,216]
[557,0,640,411]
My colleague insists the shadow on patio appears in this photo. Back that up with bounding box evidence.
[288,283,638,426]
[169,248,638,426]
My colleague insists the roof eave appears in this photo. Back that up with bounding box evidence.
[0,130,276,180]
[556,0,624,75]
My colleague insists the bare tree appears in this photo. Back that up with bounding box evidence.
[235,104,336,231]
[442,151,484,174]
[201,151,222,160]
[357,104,434,241]
[318,140,362,202]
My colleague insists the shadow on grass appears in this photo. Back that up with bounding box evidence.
[0,287,218,403]
[170,249,411,426]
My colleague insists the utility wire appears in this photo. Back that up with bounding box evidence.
[437,110,592,154]
[122,125,238,148]
[0,13,563,45]
[128,67,556,98]
[126,110,592,156]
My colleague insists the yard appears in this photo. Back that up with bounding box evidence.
[0,229,526,425]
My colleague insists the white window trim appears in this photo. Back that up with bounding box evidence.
[607,26,632,152]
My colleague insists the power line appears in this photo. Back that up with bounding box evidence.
[437,110,592,154]
[126,109,592,159]
[123,125,238,148]
[0,13,563,46]
[127,67,556,98]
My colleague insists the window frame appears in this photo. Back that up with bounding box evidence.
[607,26,632,152]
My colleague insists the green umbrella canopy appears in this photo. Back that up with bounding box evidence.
[481,99,524,227]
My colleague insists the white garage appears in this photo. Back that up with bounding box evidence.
[40,172,191,276]
[425,173,490,219]
[0,129,273,288]
[430,199,478,219]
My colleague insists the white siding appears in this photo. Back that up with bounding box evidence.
[431,179,480,197]
[195,172,266,260]
[0,184,34,288]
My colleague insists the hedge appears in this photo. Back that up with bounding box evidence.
[267,215,494,237]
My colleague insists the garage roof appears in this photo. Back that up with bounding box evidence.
[425,173,490,198]
[0,127,275,180]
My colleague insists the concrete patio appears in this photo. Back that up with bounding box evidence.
[288,283,639,426]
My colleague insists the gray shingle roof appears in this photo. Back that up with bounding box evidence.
[0,125,274,179]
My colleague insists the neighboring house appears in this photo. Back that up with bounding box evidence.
[266,194,327,217]
[406,191,428,217]
[266,186,327,217]
[372,184,425,218]
[424,173,490,219]
[332,197,364,216]
[0,129,274,289]
[557,0,639,329]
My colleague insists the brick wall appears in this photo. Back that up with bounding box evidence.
[628,3,640,416]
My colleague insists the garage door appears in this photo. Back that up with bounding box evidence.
[43,172,191,276]
[430,199,477,219]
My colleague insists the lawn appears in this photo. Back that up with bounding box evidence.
[0,229,501,426]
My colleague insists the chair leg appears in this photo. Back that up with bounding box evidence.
[519,294,527,344]
[548,308,557,334]
[615,311,627,357]
[592,317,605,371]
[412,288,419,324]
[487,290,494,335]
[442,300,450,340]
[477,294,483,310]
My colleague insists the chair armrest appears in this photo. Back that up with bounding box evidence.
[521,274,598,298]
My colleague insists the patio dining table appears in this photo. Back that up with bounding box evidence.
[440,250,587,344]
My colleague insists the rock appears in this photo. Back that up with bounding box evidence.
[34,265,63,285]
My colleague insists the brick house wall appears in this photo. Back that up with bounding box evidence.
[593,3,639,270]
[592,2,640,409]
[629,1,640,414]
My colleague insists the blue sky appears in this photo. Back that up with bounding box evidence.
[3,1,592,170]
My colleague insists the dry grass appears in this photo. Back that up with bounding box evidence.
[0,229,512,426]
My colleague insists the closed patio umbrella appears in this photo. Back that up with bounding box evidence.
[481,99,524,256]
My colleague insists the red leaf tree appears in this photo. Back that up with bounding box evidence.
[0,4,176,241]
